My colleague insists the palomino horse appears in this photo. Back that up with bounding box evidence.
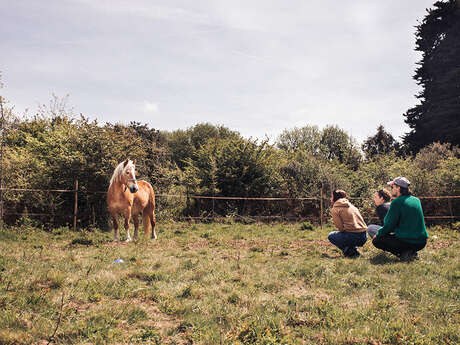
[107,159,157,241]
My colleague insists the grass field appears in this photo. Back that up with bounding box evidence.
[0,221,459,345]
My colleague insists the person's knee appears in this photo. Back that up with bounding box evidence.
[367,225,379,238]
[328,231,338,244]
[415,241,427,252]
[372,237,384,249]
[358,235,367,247]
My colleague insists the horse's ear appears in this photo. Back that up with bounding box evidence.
[123,159,129,167]
[133,159,136,165]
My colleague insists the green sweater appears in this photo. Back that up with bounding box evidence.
[376,195,428,244]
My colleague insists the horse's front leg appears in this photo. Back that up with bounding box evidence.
[132,213,139,242]
[112,214,120,242]
[123,209,132,242]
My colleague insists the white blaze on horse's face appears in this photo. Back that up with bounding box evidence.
[123,162,139,193]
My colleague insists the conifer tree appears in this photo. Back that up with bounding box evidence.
[362,125,400,159]
[403,0,460,153]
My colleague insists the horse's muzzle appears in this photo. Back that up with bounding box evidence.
[129,185,139,193]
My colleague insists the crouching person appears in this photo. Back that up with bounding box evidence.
[328,189,367,258]
[367,189,391,239]
[372,177,428,261]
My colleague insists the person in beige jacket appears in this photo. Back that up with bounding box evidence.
[328,189,367,257]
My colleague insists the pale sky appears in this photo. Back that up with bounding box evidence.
[1,0,435,143]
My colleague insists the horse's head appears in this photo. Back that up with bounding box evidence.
[121,159,139,193]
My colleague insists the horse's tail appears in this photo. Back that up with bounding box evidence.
[142,182,157,239]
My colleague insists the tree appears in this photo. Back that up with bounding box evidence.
[320,125,362,169]
[403,0,460,153]
[277,125,362,169]
[276,125,322,155]
[362,125,400,159]
[184,137,282,197]
[167,123,241,169]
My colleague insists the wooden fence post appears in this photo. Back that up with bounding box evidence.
[73,180,78,231]
[320,184,324,229]
[0,96,4,225]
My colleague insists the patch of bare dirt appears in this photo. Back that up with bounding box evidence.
[185,239,211,250]
[427,240,456,250]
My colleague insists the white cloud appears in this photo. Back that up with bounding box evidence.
[73,0,215,26]
[142,101,159,113]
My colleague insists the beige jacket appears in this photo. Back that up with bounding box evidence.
[331,198,367,233]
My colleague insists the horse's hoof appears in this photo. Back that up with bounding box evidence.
[125,238,132,242]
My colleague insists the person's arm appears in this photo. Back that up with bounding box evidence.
[331,208,344,231]
[376,205,387,224]
[376,201,400,237]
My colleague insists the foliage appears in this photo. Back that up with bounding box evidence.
[403,0,460,152]
[320,125,362,169]
[198,139,276,196]
[279,151,322,197]
[276,125,322,155]
[300,221,314,230]
[166,122,241,170]
[277,125,362,170]
[362,125,400,159]
[183,137,284,216]
[0,96,459,227]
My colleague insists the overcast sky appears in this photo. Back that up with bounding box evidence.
[1,0,435,143]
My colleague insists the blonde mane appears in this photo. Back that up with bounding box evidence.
[109,160,134,186]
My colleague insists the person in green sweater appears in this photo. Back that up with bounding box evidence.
[373,177,429,261]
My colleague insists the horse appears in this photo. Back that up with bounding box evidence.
[107,159,157,242]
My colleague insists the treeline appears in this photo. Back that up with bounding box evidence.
[0,99,459,228]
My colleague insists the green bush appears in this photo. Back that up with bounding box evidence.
[2,98,458,227]
[300,221,314,230]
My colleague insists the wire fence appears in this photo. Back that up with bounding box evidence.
[0,182,459,229]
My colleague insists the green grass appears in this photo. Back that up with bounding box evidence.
[0,222,459,344]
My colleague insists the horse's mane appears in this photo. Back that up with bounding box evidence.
[109,160,134,186]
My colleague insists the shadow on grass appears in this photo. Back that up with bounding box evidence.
[369,252,399,265]
[71,238,94,246]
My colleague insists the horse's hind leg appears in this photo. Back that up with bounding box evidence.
[142,211,150,238]
[132,214,139,241]
[150,212,157,239]
[142,205,157,239]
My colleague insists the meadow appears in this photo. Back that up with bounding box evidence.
[0,222,459,345]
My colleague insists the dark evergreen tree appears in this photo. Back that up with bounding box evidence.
[403,0,460,153]
[362,125,400,159]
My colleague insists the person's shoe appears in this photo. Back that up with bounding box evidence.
[400,250,418,262]
[344,247,360,258]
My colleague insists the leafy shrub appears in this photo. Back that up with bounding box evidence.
[71,238,93,246]
[300,221,313,230]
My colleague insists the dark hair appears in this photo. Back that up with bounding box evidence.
[399,186,411,195]
[332,189,348,202]
[377,189,391,202]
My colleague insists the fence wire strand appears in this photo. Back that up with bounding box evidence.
[1,185,459,225]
